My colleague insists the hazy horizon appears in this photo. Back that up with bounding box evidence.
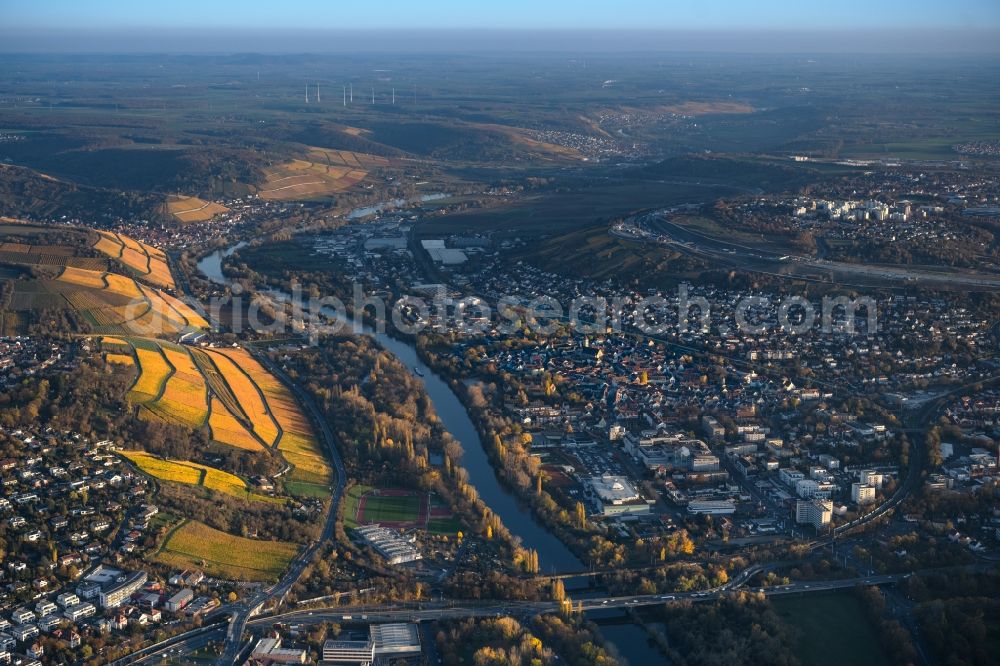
[1,27,1000,55]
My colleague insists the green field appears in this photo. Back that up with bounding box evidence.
[427,517,463,534]
[345,485,423,526]
[343,484,373,529]
[772,592,889,666]
[360,494,421,523]
[342,484,460,534]
[283,479,330,499]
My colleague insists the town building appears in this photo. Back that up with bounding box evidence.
[370,623,421,659]
[252,636,307,664]
[353,525,422,565]
[687,499,736,515]
[586,475,650,516]
[851,483,877,505]
[795,498,833,530]
[321,639,375,664]
[164,589,194,613]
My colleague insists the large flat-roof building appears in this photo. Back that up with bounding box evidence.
[253,636,307,664]
[84,567,147,609]
[371,623,421,658]
[354,525,422,566]
[322,639,374,664]
[164,589,194,613]
[687,499,737,515]
[587,475,650,517]
[321,623,420,664]
[420,239,468,265]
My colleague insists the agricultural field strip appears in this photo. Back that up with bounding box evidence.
[155,519,298,581]
[193,348,277,449]
[212,348,330,484]
[119,450,280,503]
[152,345,210,428]
[190,349,251,422]
[206,395,267,452]
[169,197,220,215]
[94,232,124,259]
[128,342,175,403]
[138,283,189,328]
[104,351,135,366]
[139,344,184,419]
[203,348,281,447]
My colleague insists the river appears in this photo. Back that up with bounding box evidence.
[593,615,672,666]
[347,193,450,220]
[197,233,584,573]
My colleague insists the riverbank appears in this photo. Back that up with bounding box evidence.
[197,244,585,573]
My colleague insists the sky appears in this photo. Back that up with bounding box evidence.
[1,0,999,52]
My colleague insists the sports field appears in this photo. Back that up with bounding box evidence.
[344,485,460,534]
[155,519,298,581]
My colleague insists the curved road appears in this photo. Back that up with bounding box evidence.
[215,350,347,664]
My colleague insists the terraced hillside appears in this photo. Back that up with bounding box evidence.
[255,147,389,201]
[119,450,281,503]
[93,230,175,289]
[5,264,207,335]
[0,221,199,335]
[161,194,229,224]
[106,337,332,496]
[209,347,332,493]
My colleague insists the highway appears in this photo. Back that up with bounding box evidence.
[250,572,913,627]
[108,622,226,666]
[644,213,1000,291]
[120,558,988,664]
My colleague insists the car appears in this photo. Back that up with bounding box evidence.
[602,600,608,604]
